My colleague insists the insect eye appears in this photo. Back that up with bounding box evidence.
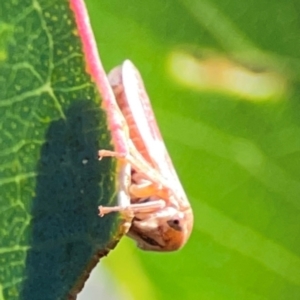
[167,219,182,231]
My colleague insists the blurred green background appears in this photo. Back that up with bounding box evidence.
[82,0,300,299]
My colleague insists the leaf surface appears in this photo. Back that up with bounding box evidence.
[0,0,125,299]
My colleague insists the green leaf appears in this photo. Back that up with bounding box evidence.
[0,0,125,299]
[86,0,300,299]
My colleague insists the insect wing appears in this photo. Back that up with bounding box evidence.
[121,60,188,208]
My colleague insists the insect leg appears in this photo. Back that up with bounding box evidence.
[99,141,171,192]
[99,199,166,216]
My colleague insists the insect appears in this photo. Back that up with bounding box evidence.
[98,60,193,251]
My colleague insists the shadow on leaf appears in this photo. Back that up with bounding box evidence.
[21,100,120,300]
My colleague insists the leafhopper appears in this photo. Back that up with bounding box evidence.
[99,60,193,251]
